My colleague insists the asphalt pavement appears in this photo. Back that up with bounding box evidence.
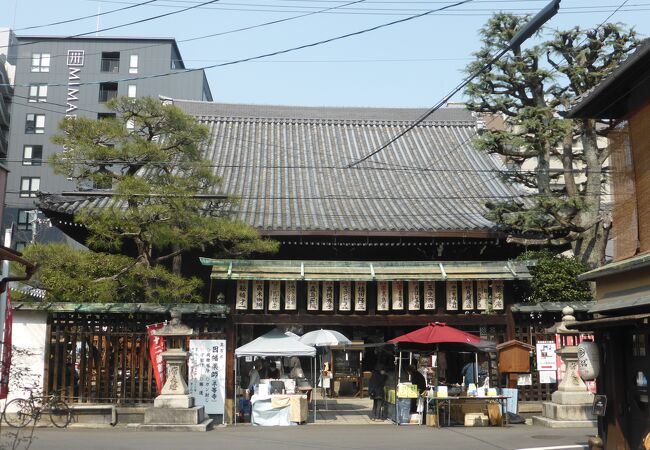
[5,424,597,450]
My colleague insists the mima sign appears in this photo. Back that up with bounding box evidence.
[65,50,84,119]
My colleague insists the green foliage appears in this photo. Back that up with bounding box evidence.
[517,251,593,304]
[41,97,278,303]
[465,15,639,268]
[15,244,202,303]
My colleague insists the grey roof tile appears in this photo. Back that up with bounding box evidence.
[39,101,525,235]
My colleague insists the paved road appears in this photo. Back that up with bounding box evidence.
[5,424,597,450]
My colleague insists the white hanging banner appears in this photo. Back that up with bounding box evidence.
[377,281,389,311]
[446,281,459,310]
[424,281,436,310]
[268,281,281,311]
[355,282,367,311]
[392,281,404,310]
[322,281,335,311]
[307,281,319,311]
[476,280,489,310]
[492,281,504,310]
[189,339,226,415]
[339,281,352,311]
[236,281,248,310]
[284,281,297,310]
[462,280,474,310]
[252,280,265,310]
[408,281,420,310]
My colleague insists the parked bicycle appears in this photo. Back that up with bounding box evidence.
[3,390,72,428]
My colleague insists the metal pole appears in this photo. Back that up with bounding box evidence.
[474,353,479,385]
[234,356,238,426]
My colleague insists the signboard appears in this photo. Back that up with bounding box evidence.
[424,281,436,310]
[268,281,281,311]
[146,323,167,394]
[536,341,557,371]
[462,280,474,310]
[236,281,248,310]
[252,280,265,310]
[476,281,489,310]
[492,281,504,310]
[285,281,297,310]
[539,370,557,384]
[392,281,404,310]
[307,281,319,311]
[355,282,366,311]
[592,395,607,416]
[339,281,352,311]
[517,373,532,386]
[377,281,389,311]
[408,281,420,310]
[322,281,335,311]
[189,340,226,415]
[446,281,458,310]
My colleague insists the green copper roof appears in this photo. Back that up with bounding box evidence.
[12,302,228,316]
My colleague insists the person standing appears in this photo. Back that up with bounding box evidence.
[247,359,263,396]
[368,366,386,421]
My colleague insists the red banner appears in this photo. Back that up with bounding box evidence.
[147,323,166,394]
[0,289,13,399]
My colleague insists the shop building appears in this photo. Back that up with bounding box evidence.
[568,38,650,449]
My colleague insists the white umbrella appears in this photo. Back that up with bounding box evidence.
[299,329,352,347]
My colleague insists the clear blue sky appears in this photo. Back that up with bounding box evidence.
[5,0,649,107]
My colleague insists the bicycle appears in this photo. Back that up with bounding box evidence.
[3,390,72,428]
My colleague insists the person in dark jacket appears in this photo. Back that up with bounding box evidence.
[368,366,387,421]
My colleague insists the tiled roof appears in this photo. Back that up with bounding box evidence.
[39,101,525,235]
[569,38,650,118]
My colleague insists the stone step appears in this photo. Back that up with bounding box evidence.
[144,406,205,425]
[137,418,214,432]
[542,402,595,421]
[532,415,596,429]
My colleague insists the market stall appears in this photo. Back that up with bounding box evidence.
[234,329,316,426]
[386,322,502,427]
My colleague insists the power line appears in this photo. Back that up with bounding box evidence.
[1,0,222,51]
[1,0,476,88]
[1,0,158,33]
[8,0,368,63]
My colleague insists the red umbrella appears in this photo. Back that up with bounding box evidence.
[389,322,481,345]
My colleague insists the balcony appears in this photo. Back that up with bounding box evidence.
[101,52,120,73]
[98,82,118,103]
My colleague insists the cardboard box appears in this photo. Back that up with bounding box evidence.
[464,413,489,427]
[397,383,418,398]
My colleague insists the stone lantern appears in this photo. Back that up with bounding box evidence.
[532,306,596,428]
[141,310,213,431]
[153,310,195,408]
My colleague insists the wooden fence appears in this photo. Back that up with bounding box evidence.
[514,324,556,402]
[44,313,226,405]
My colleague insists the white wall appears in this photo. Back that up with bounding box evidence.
[0,311,47,411]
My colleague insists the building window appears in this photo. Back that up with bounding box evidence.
[22,145,43,166]
[127,84,137,98]
[100,52,120,73]
[14,242,26,253]
[30,53,50,72]
[129,54,138,74]
[28,84,48,102]
[98,82,118,103]
[25,114,45,134]
[20,177,40,198]
[17,210,32,231]
[97,113,116,120]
